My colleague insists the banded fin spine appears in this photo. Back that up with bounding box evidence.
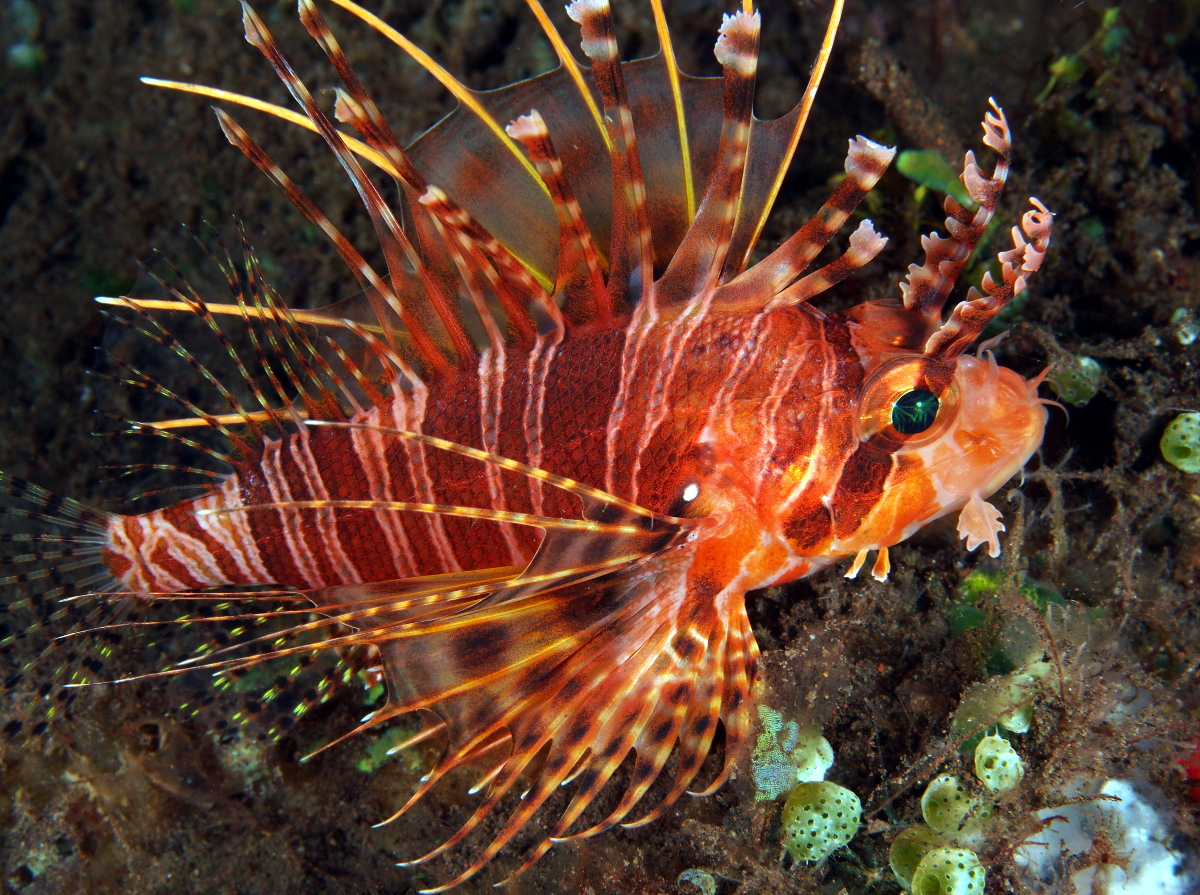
[656,8,761,302]
[566,0,655,312]
[301,0,560,342]
[506,112,609,325]
[714,135,896,309]
[240,2,459,378]
[915,101,1054,359]
[925,196,1053,360]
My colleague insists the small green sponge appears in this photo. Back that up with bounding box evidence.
[1161,412,1200,473]
[1048,355,1102,406]
[780,781,861,862]
[910,847,986,895]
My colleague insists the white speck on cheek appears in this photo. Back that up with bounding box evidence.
[682,483,700,503]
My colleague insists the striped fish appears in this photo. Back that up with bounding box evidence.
[0,0,1053,888]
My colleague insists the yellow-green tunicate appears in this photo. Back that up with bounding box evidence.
[1048,355,1102,406]
[911,847,986,895]
[792,728,835,783]
[974,733,1024,792]
[1161,412,1200,473]
[780,781,861,862]
[920,775,992,842]
[889,825,945,889]
[952,661,1053,739]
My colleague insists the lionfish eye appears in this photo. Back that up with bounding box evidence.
[891,389,939,435]
[855,356,959,445]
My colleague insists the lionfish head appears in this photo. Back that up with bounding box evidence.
[848,334,1049,525]
[825,145,1055,573]
[736,96,1057,583]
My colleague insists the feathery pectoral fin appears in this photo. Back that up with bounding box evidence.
[287,488,739,890]
[957,492,1005,558]
[365,556,755,892]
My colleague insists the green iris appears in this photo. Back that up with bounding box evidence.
[892,389,939,435]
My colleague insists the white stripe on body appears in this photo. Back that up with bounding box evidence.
[521,331,563,517]
[477,346,524,565]
[389,381,462,573]
[193,475,272,583]
[289,424,363,585]
[350,403,419,578]
[260,437,327,588]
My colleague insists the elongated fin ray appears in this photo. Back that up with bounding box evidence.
[326,0,547,199]
[212,108,418,359]
[901,100,1013,320]
[0,472,121,740]
[301,0,559,341]
[648,0,694,221]
[765,219,889,310]
[656,9,759,304]
[925,197,1053,360]
[521,0,610,152]
[301,419,694,525]
[140,77,401,177]
[242,4,465,379]
[714,135,895,309]
[95,296,385,339]
[567,0,655,312]
[727,0,846,270]
[381,558,753,892]
[507,112,610,326]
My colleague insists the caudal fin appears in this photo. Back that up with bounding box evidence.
[0,471,119,738]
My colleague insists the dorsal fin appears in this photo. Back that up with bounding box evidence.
[655,9,760,304]
[145,0,856,359]
[506,112,610,326]
[566,0,656,313]
[302,0,561,347]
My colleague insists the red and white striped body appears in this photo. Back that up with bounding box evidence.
[103,295,1047,597]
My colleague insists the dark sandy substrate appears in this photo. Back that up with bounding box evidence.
[0,1,1197,893]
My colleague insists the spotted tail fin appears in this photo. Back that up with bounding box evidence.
[0,471,119,738]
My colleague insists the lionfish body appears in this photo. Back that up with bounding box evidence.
[1,0,1053,888]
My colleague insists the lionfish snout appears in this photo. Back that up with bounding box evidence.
[930,353,1049,502]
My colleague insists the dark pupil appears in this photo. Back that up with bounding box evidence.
[892,389,939,435]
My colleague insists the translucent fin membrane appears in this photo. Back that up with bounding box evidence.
[148,0,851,358]
[0,472,116,739]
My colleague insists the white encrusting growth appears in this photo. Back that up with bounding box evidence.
[1014,778,1193,895]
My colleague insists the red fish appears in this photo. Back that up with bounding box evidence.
[0,0,1052,888]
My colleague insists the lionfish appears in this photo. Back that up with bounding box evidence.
[0,0,1053,888]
